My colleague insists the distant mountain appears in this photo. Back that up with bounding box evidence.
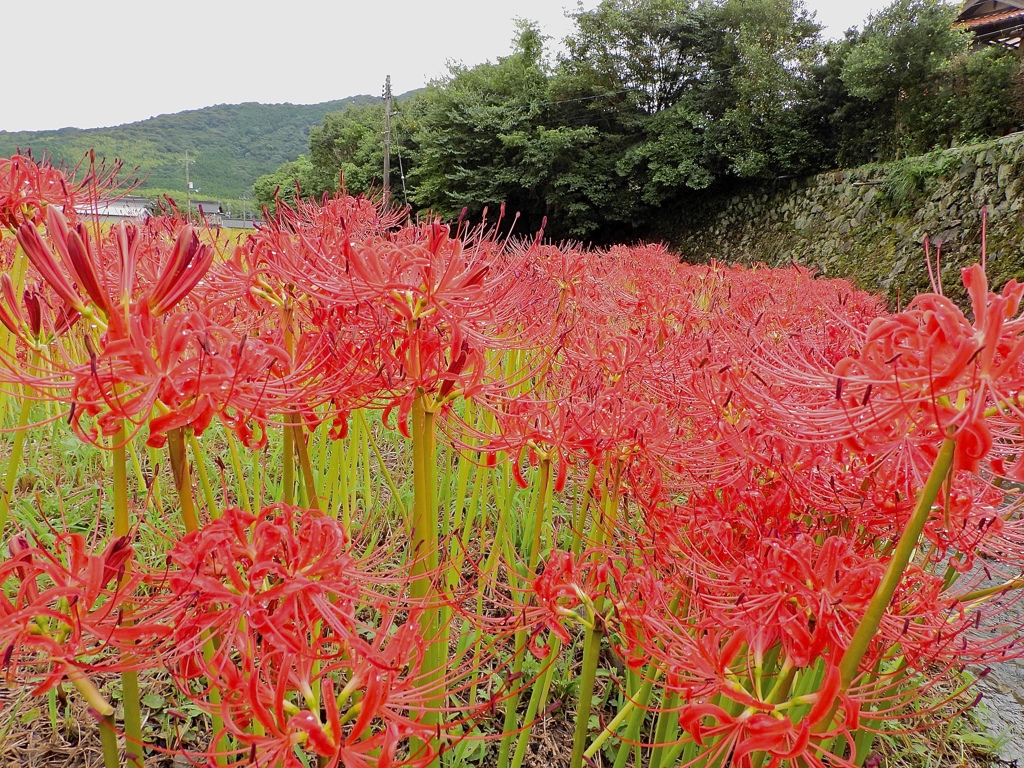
[0,97,378,201]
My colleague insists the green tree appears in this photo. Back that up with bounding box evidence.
[704,0,824,178]
[556,0,823,217]
[945,45,1024,142]
[560,0,710,114]
[409,21,602,238]
[838,0,969,156]
[307,103,388,197]
[253,155,316,215]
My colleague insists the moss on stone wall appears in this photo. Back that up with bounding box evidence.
[669,133,1024,308]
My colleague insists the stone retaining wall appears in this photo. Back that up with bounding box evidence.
[670,133,1024,306]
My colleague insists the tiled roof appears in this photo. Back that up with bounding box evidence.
[956,8,1024,29]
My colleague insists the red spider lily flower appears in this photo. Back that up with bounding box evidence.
[0,153,133,231]
[527,550,591,656]
[159,504,446,767]
[15,216,89,317]
[147,224,215,316]
[830,264,1024,472]
[68,306,288,447]
[676,702,832,768]
[15,207,216,331]
[0,531,167,695]
[0,155,76,231]
[164,504,391,665]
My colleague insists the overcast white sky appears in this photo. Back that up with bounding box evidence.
[2,0,903,133]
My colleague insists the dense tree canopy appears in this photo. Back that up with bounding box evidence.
[256,0,1024,241]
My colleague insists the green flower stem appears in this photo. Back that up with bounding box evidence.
[570,460,624,768]
[957,577,1024,604]
[68,669,120,768]
[188,432,220,517]
[570,618,606,768]
[359,413,374,511]
[224,431,252,512]
[410,394,443,768]
[167,427,199,534]
[648,690,680,768]
[0,391,33,538]
[170,427,225,763]
[840,437,954,689]
[586,690,640,761]
[571,463,598,556]
[252,441,265,511]
[292,422,320,510]
[817,437,955,733]
[614,595,682,768]
[200,639,228,765]
[497,458,553,768]
[282,414,295,506]
[112,425,143,768]
[510,644,560,768]
[612,668,662,768]
[99,714,121,768]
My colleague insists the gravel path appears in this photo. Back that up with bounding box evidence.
[968,554,1024,765]
[977,661,1024,764]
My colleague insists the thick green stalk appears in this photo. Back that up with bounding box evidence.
[112,425,143,768]
[282,414,296,505]
[226,431,252,513]
[188,432,220,517]
[497,459,553,768]
[69,670,119,768]
[839,438,955,691]
[292,423,320,510]
[813,437,955,735]
[648,690,680,768]
[0,393,33,537]
[167,427,199,534]
[410,395,443,767]
[169,427,226,763]
[359,412,374,511]
[200,640,228,765]
[99,715,121,768]
[570,461,623,768]
[571,463,599,556]
[570,620,606,768]
[612,669,660,768]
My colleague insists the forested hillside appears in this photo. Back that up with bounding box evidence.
[0,97,377,200]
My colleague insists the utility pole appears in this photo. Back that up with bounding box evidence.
[185,151,194,219]
[382,75,392,204]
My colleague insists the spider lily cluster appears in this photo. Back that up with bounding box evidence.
[1,153,1023,768]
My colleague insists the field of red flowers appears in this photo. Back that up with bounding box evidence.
[1,153,1023,768]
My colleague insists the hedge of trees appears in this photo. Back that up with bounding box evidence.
[256,0,1024,242]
